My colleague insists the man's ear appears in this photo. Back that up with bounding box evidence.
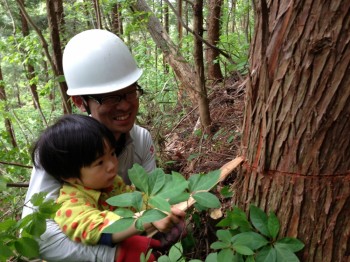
[71,96,87,112]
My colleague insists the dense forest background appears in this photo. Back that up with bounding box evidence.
[1,0,349,261]
[0,0,251,199]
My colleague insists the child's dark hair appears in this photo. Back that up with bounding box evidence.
[32,114,117,181]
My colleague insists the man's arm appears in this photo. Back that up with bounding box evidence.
[39,220,116,262]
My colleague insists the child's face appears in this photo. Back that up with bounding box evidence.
[78,142,118,190]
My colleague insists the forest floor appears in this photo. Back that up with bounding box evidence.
[152,75,246,259]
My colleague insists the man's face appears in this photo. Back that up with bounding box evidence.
[86,84,140,139]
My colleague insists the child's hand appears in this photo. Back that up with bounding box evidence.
[151,207,186,233]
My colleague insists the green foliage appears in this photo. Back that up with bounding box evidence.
[208,205,304,262]
[104,165,304,262]
[104,164,220,233]
[0,192,60,261]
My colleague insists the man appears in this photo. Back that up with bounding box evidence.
[23,29,185,261]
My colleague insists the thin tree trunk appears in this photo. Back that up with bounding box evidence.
[15,0,71,113]
[111,3,123,35]
[193,0,211,129]
[92,0,102,29]
[0,64,17,148]
[46,0,71,114]
[233,1,350,261]
[206,0,223,81]
[18,0,48,126]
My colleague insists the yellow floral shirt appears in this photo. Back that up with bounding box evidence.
[55,175,133,245]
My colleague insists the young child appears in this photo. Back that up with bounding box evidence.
[31,114,184,260]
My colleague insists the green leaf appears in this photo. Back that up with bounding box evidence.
[0,219,16,231]
[114,208,135,218]
[189,170,220,192]
[211,241,231,249]
[24,213,46,237]
[216,229,233,243]
[267,212,280,239]
[107,191,143,210]
[276,238,305,252]
[56,75,66,83]
[30,192,48,206]
[231,232,269,250]
[148,195,171,213]
[275,244,300,262]
[192,192,221,208]
[14,237,39,258]
[216,207,252,230]
[0,244,14,260]
[249,205,270,237]
[0,176,7,191]
[128,164,149,193]
[157,172,189,200]
[148,168,166,195]
[168,192,190,205]
[205,252,218,262]
[256,246,277,262]
[168,242,183,261]
[157,255,171,262]
[220,186,234,198]
[39,199,60,218]
[138,209,167,224]
[233,244,254,256]
[245,255,255,262]
[103,217,134,233]
[217,248,234,262]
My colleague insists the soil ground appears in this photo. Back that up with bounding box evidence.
[149,76,246,259]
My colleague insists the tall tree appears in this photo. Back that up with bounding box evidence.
[19,0,40,111]
[46,0,71,114]
[193,0,211,129]
[111,3,123,35]
[232,1,350,261]
[206,0,223,80]
[0,63,17,148]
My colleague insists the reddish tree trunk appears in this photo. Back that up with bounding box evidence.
[206,0,223,81]
[233,1,350,261]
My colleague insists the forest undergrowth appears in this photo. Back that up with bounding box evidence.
[148,75,246,260]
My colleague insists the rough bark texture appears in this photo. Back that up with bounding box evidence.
[233,1,350,261]
[206,0,223,80]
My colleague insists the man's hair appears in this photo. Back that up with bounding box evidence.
[32,114,117,181]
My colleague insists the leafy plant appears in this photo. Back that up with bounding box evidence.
[103,164,221,233]
[0,192,60,261]
[105,165,304,262]
[209,205,304,262]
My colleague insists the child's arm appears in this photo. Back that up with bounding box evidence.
[111,206,186,243]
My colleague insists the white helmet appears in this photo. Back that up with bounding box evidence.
[63,29,143,96]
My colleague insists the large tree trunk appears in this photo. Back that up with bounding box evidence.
[232,1,350,261]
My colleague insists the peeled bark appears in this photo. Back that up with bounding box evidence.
[233,1,350,261]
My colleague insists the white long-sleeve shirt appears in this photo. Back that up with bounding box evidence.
[22,124,156,261]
